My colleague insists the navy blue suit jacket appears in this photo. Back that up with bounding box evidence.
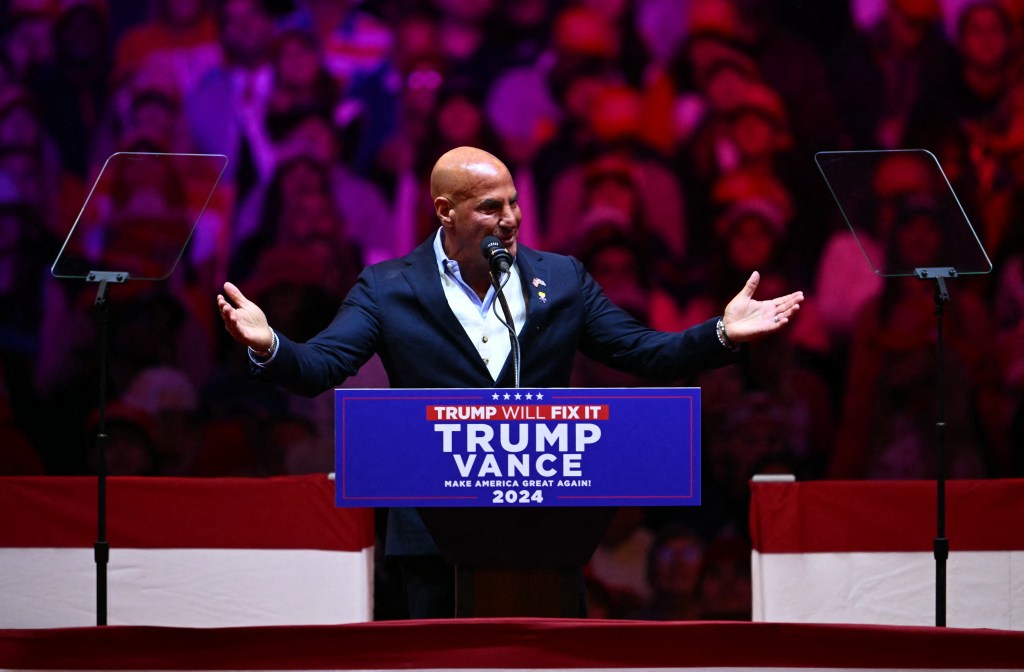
[255,234,738,554]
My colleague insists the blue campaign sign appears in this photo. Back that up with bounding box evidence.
[334,388,700,507]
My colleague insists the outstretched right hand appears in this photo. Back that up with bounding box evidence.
[217,281,273,352]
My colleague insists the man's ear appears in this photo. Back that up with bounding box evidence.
[434,196,454,227]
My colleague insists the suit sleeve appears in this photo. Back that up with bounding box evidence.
[573,258,738,380]
[250,266,384,396]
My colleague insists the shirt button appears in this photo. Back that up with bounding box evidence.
[482,335,489,343]
[483,358,489,365]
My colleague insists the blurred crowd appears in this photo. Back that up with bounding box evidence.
[1,0,1023,621]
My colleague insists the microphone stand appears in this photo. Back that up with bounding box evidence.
[489,270,520,389]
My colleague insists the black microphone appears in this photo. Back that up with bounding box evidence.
[481,235,513,276]
[480,235,520,387]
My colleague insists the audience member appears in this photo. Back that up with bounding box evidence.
[532,54,621,214]
[83,400,159,476]
[829,0,955,148]
[185,0,278,203]
[829,195,1006,479]
[571,224,701,386]
[231,150,363,287]
[585,507,656,618]
[410,78,505,229]
[731,0,843,155]
[264,28,340,138]
[696,534,752,620]
[113,0,220,97]
[906,1,1023,277]
[680,196,791,327]
[993,254,1024,474]
[340,7,441,175]
[281,0,394,91]
[121,365,202,475]
[273,412,331,475]
[24,2,112,180]
[0,363,44,475]
[487,0,555,72]
[907,0,1018,149]
[0,173,54,453]
[642,524,705,620]
[430,0,499,82]
[812,151,933,352]
[2,5,55,82]
[484,65,559,246]
[235,112,393,265]
[549,147,686,263]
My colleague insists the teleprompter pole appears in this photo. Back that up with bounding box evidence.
[86,270,129,626]
[915,266,953,627]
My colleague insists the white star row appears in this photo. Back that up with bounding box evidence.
[490,392,545,401]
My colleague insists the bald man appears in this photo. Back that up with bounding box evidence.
[217,146,803,617]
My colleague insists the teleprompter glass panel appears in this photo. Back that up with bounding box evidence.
[52,152,228,280]
[815,149,991,277]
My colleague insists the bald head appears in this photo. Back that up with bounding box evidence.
[429,146,522,296]
[430,146,509,202]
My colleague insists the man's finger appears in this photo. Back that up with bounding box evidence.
[741,270,761,298]
[222,281,247,308]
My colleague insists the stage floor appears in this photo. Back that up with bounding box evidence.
[3,618,1024,671]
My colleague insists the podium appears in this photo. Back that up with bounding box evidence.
[417,507,616,616]
[334,387,702,617]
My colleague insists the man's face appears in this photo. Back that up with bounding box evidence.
[442,162,521,274]
[222,0,274,66]
[959,6,1011,70]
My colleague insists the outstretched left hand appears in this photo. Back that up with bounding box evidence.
[722,271,804,343]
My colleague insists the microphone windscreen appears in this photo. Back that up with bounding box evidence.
[481,236,512,272]
[481,235,504,260]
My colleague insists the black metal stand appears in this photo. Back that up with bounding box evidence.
[915,266,954,628]
[86,270,129,626]
[489,271,520,389]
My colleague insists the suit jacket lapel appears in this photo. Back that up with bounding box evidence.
[516,247,551,326]
[401,236,492,379]
[510,246,553,356]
